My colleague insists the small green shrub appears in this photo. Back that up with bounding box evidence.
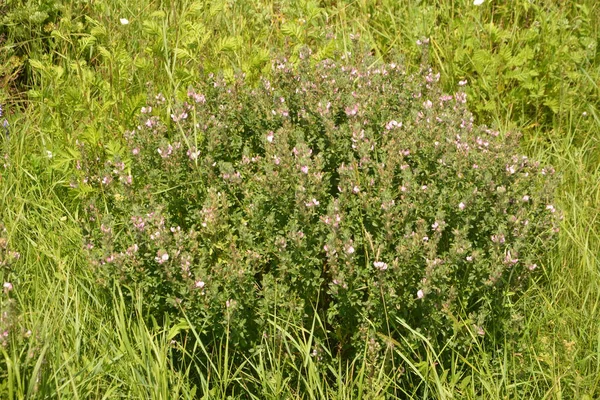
[77,50,559,363]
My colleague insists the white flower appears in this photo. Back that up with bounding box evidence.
[194,280,205,289]
[373,261,388,271]
[417,289,424,299]
[120,18,130,25]
[46,150,53,159]
[473,0,484,5]
[459,202,466,210]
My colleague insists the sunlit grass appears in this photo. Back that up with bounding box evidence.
[1,0,598,398]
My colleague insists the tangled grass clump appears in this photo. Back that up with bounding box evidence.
[75,50,559,368]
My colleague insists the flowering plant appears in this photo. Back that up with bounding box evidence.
[77,50,559,360]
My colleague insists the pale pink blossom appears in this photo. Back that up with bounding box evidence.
[373,261,388,271]
[417,289,424,299]
[155,251,169,264]
[385,120,402,130]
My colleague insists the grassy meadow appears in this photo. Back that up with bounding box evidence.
[1,0,599,398]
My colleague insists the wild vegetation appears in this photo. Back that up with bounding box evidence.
[0,0,599,398]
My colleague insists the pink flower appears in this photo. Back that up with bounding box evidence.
[504,251,519,265]
[352,186,360,193]
[126,244,139,255]
[194,280,205,289]
[385,120,402,130]
[373,261,388,271]
[266,131,274,143]
[417,289,424,299]
[301,165,309,174]
[346,245,355,254]
[187,149,201,160]
[459,202,466,210]
[155,251,169,264]
[305,198,319,207]
[3,282,13,292]
[522,195,530,202]
[491,234,505,244]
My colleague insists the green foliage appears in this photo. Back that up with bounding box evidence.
[0,0,598,397]
[78,51,558,381]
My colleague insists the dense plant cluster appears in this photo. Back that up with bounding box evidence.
[76,51,559,360]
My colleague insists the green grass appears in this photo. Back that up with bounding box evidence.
[1,0,599,398]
